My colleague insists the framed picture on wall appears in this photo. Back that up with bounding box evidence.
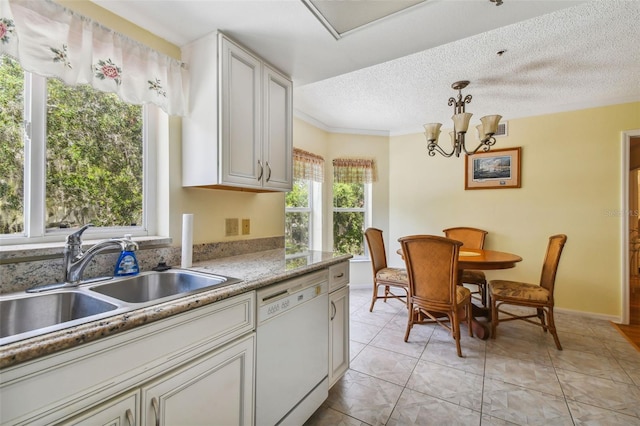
[465,147,521,190]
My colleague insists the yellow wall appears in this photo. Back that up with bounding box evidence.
[57,2,640,316]
[389,102,640,318]
[62,0,286,245]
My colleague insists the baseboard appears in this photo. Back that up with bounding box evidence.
[546,307,621,323]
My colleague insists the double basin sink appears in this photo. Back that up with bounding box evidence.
[0,269,241,346]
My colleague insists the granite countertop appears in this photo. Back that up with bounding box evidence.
[0,249,352,369]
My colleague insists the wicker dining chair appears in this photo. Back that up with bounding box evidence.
[364,228,409,312]
[443,227,489,306]
[489,234,568,349]
[399,235,473,357]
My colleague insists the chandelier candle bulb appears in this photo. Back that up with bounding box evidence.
[452,113,473,133]
[181,213,194,268]
[424,123,442,141]
[480,114,502,136]
[449,132,456,148]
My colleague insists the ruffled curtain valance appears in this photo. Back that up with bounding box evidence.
[0,0,188,116]
[333,158,377,184]
[293,148,324,183]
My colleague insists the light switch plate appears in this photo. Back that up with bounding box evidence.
[242,218,250,235]
[225,218,239,236]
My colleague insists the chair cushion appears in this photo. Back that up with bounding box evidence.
[376,267,408,284]
[456,285,471,303]
[461,269,486,284]
[489,280,550,302]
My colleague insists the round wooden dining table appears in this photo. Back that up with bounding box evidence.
[396,247,522,340]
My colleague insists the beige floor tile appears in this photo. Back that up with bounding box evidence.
[350,340,366,361]
[480,415,521,425]
[484,353,563,396]
[384,310,414,331]
[482,378,573,425]
[350,345,418,386]
[386,388,480,426]
[325,369,404,426]
[421,337,486,375]
[309,288,640,425]
[350,319,383,344]
[369,297,407,315]
[617,358,640,386]
[556,368,640,418]
[549,349,634,384]
[351,306,396,328]
[605,340,640,363]
[589,322,631,342]
[304,406,369,426]
[369,325,429,359]
[543,330,608,355]
[485,334,553,365]
[490,316,548,344]
[567,400,640,425]
[406,360,484,411]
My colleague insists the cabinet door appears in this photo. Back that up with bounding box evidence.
[329,286,350,387]
[220,35,262,188]
[65,390,139,426]
[262,64,292,191]
[141,334,255,426]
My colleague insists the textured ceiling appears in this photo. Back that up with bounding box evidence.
[91,0,640,135]
[296,0,640,134]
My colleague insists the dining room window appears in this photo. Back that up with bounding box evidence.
[332,158,376,257]
[0,55,153,244]
[285,148,324,253]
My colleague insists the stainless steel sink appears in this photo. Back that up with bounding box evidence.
[90,269,238,303]
[0,291,119,341]
[0,269,240,346]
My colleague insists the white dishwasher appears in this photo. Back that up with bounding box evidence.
[255,270,329,426]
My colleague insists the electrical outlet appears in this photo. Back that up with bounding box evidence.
[242,218,250,235]
[225,218,239,236]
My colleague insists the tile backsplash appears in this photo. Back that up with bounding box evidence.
[0,237,284,294]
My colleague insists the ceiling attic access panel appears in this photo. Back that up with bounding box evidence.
[302,0,426,39]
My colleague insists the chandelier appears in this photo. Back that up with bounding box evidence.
[423,81,502,158]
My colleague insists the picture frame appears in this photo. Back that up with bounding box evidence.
[465,147,521,190]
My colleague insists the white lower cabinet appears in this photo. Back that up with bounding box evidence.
[66,390,139,426]
[141,334,254,426]
[67,335,254,426]
[328,285,349,387]
[328,262,350,387]
[0,292,255,426]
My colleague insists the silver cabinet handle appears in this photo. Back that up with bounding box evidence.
[151,397,160,426]
[334,272,344,278]
[125,408,135,426]
[266,161,272,182]
[257,160,264,181]
[331,300,337,320]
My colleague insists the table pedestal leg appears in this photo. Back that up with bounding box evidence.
[470,304,490,340]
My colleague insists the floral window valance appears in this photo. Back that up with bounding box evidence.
[293,148,324,183]
[0,0,188,116]
[333,158,377,184]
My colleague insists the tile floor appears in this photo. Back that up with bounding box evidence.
[305,287,640,426]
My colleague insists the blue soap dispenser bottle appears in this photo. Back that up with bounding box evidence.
[114,234,140,276]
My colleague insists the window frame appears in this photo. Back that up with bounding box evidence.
[285,177,322,253]
[332,181,372,259]
[0,67,156,245]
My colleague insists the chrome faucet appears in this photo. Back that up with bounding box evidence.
[27,224,139,293]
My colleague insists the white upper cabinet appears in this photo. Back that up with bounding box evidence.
[182,32,292,192]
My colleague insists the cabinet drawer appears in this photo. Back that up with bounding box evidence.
[329,262,349,292]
